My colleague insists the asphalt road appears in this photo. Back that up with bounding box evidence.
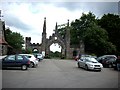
[2,59,119,88]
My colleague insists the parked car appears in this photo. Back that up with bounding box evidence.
[2,55,30,70]
[33,53,43,61]
[77,57,103,71]
[74,54,92,61]
[113,56,120,70]
[97,55,117,68]
[113,61,117,70]
[19,54,38,68]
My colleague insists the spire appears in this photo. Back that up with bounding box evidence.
[43,17,46,33]
[55,22,58,30]
[67,19,69,27]
[55,22,58,33]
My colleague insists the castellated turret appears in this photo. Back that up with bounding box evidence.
[25,37,31,50]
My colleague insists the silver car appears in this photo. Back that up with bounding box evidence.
[19,54,38,68]
[77,57,103,71]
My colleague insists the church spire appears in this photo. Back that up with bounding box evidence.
[55,22,57,30]
[43,17,46,33]
[67,19,69,27]
[55,22,58,33]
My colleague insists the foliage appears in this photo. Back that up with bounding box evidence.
[58,27,66,39]
[98,13,120,55]
[26,48,32,54]
[70,12,116,56]
[5,28,24,50]
[84,22,116,56]
[49,51,61,58]
[57,12,116,56]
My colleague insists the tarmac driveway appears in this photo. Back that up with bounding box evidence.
[2,59,119,88]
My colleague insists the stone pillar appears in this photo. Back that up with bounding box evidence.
[65,20,70,59]
[25,37,31,50]
[61,48,65,58]
[80,40,85,54]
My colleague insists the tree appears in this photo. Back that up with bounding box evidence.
[5,28,24,50]
[84,22,116,56]
[73,12,116,56]
[57,12,116,56]
[98,13,120,55]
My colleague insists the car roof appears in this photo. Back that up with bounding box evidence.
[97,55,117,59]
[19,54,34,56]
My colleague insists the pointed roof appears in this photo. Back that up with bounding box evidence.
[43,17,46,33]
[55,22,58,33]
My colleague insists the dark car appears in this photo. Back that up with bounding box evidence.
[113,56,120,70]
[97,55,117,68]
[2,55,30,70]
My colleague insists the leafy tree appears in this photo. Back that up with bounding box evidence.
[49,51,61,58]
[98,14,120,55]
[24,48,32,54]
[58,26,66,39]
[58,12,116,56]
[5,28,24,50]
[71,12,116,56]
[84,22,116,56]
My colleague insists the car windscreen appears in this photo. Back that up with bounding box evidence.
[25,55,31,58]
[85,58,98,63]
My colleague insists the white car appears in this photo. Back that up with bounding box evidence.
[77,57,103,71]
[33,53,43,61]
[19,54,38,68]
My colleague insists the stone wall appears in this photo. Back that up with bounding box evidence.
[0,21,8,55]
[0,44,2,55]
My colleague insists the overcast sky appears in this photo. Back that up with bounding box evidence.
[0,0,119,52]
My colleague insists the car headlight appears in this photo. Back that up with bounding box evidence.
[101,64,103,67]
[89,64,94,67]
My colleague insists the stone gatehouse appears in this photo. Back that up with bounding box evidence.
[25,18,84,59]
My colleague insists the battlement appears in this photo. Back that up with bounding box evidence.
[26,37,31,41]
[31,43,41,46]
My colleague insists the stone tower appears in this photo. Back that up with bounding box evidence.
[65,20,70,58]
[41,17,47,55]
[25,37,31,50]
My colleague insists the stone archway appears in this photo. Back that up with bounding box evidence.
[32,48,39,53]
[25,18,84,59]
[46,34,66,58]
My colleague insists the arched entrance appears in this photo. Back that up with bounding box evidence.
[32,48,39,53]
[50,43,61,52]
[46,34,66,59]
[50,43,62,58]
[25,18,84,59]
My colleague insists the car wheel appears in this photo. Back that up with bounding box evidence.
[85,65,89,70]
[78,63,80,68]
[29,62,34,68]
[21,65,27,70]
[108,64,112,68]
